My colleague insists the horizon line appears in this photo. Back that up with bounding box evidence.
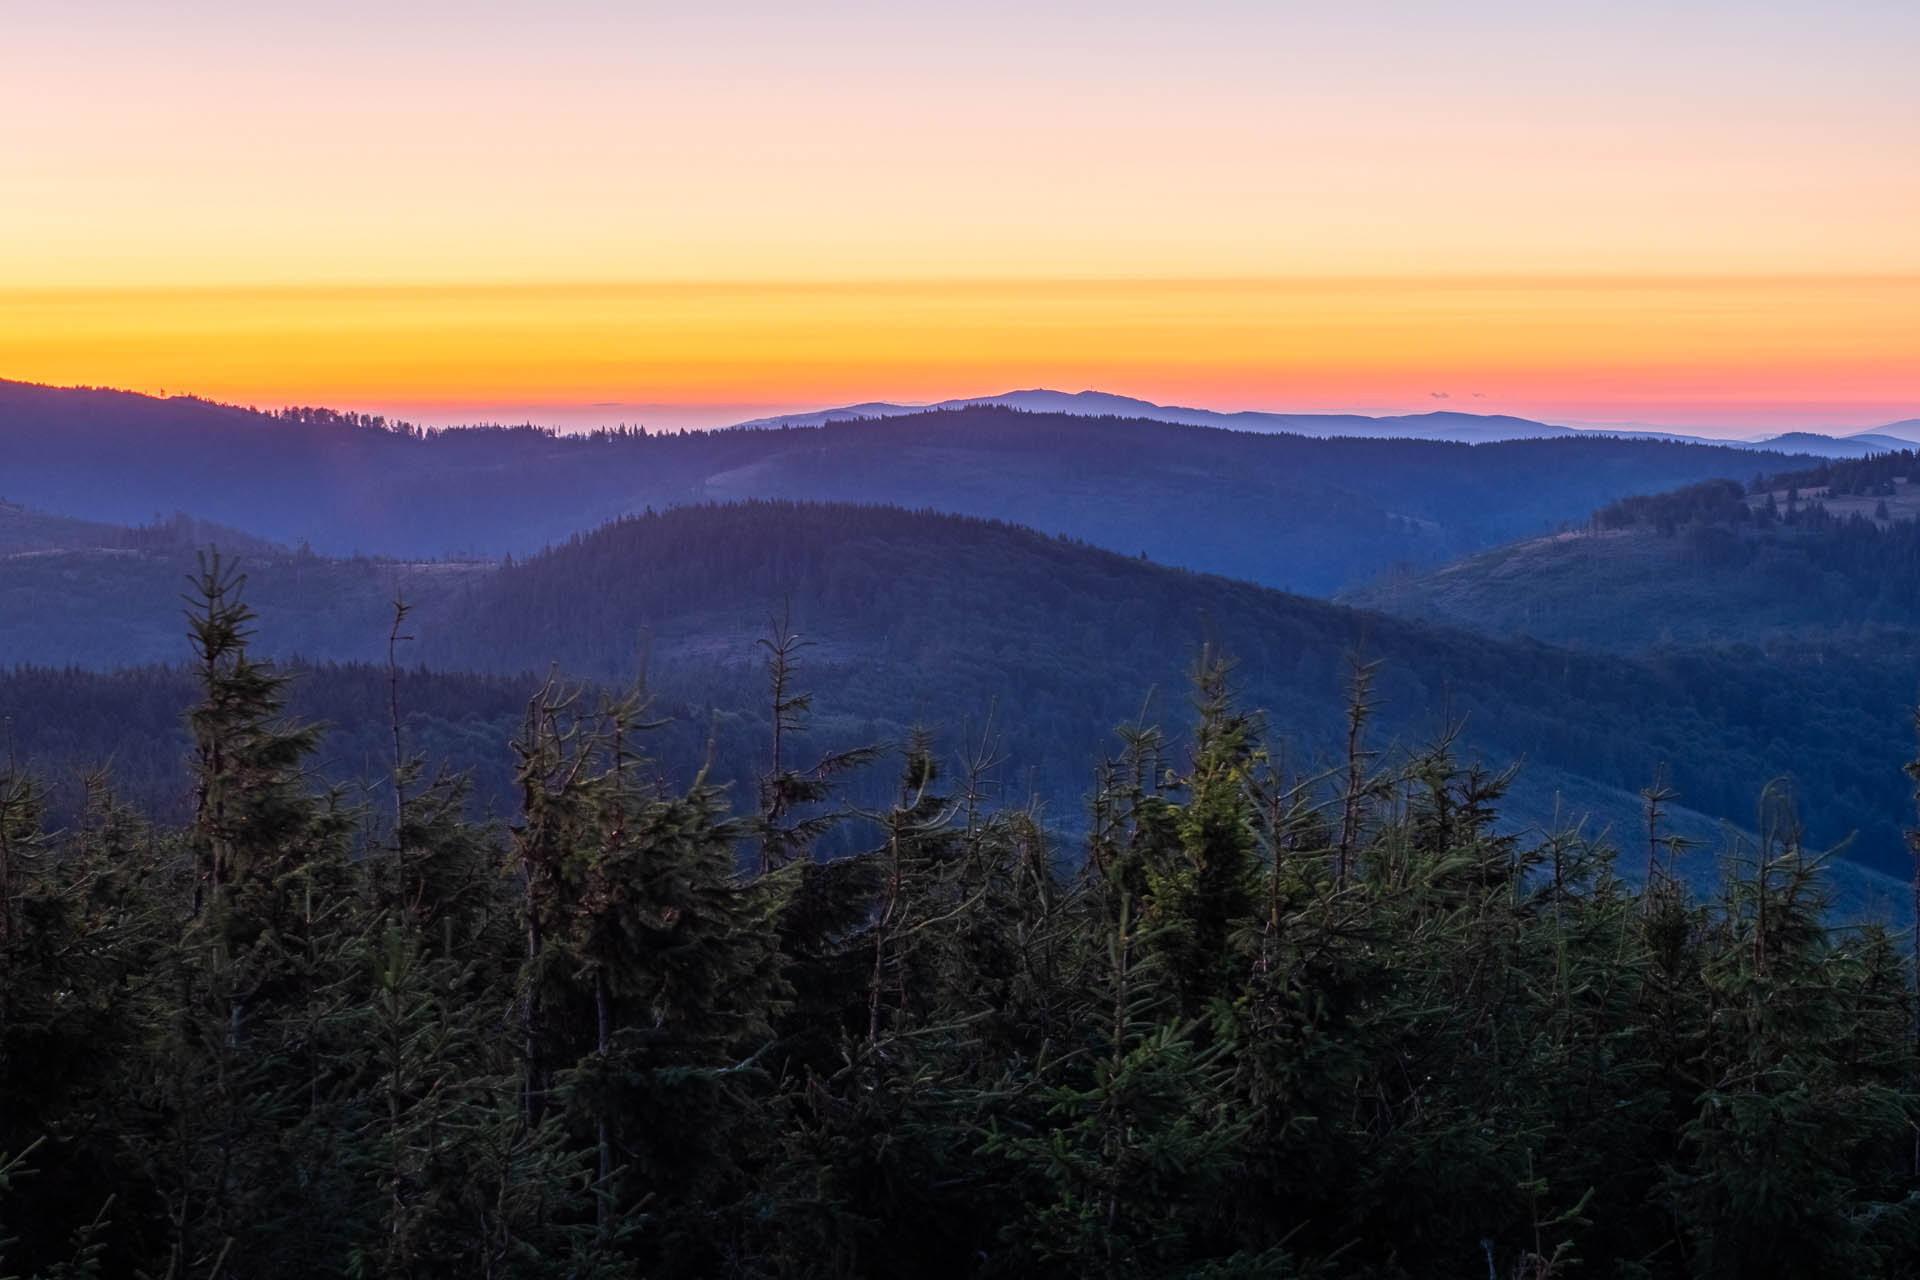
[12,376,1915,441]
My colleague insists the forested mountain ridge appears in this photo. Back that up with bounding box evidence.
[2,378,1822,592]
[433,500,1920,886]
[0,500,279,559]
[0,499,124,554]
[1346,451,1920,653]
[5,500,1917,893]
[1752,430,1920,458]
[687,409,1818,594]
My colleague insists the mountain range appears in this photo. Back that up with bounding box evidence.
[2,495,1914,916]
[731,387,1920,452]
[0,379,1828,593]
[1750,430,1920,458]
[731,388,1586,442]
[5,378,1919,916]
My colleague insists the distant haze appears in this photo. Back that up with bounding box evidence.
[391,401,798,433]
[374,388,1920,444]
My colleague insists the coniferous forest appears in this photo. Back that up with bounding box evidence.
[7,552,1920,1279]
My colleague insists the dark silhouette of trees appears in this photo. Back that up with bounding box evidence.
[5,567,1920,1278]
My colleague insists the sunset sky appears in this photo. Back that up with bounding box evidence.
[5,0,1917,432]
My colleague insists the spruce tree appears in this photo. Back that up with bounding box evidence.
[124,552,363,1278]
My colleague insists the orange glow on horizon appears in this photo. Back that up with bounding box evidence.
[3,275,1916,432]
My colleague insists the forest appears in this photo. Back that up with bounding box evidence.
[1352,452,1920,653]
[6,559,1920,1279]
[7,384,1920,1276]
[6,500,1920,893]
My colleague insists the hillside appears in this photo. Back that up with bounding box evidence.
[4,500,1916,897]
[1,380,1819,593]
[1755,431,1913,459]
[1870,419,1920,444]
[1348,524,1920,653]
[1347,457,1920,654]
[0,499,123,555]
[424,502,1920,884]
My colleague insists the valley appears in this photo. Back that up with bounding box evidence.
[4,491,1916,909]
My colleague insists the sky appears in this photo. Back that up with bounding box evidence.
[4,0,1917,433]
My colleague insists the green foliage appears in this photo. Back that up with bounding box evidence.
[1759,450,1920,501]
[1596,477,1753,532]
[6,561,1920,1278]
